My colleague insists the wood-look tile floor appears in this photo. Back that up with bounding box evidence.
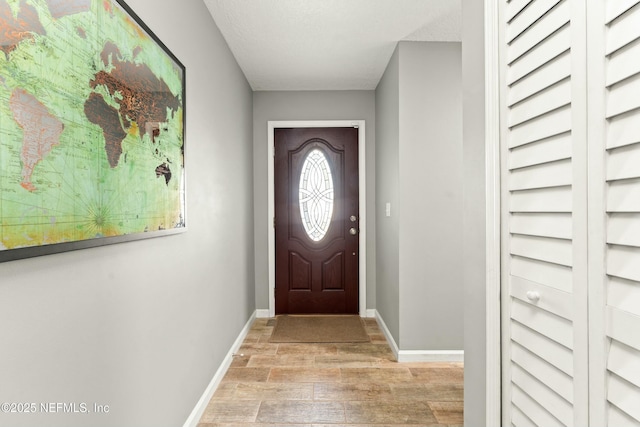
[198,318,463,427]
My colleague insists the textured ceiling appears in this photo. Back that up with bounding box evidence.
[202,0,461,91]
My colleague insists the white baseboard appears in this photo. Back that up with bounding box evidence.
[374,310,464,363]
[255,309,270,318]
[182,311,257,427]
[397,350,464,363]
[374,310,400,359]
[364,309,376,318]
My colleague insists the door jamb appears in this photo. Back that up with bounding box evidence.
[485,0,501,423]
[267,120,367,317]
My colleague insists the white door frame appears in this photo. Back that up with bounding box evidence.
[485,0,502,424]
[267,120,367,317]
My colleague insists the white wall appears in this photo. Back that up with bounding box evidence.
[0,0,255,426]
[252,90,376,310]
[375,42,463,351]
[462,0,488,424]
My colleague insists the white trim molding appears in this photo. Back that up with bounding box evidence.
[398,350,464,363]
[255,309,270,319]
[374,310,463,363]
[485,0,502,425]
[267,120,367,317]
[374,310,400,358]
[182,311,256,427]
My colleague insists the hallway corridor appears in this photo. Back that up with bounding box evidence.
[197,318,463,426]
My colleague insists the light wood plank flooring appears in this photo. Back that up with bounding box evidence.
[198,317,463,427]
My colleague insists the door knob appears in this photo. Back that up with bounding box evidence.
[349,227,358,235]
[526,291,540,302]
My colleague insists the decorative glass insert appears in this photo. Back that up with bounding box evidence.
[299,149,334,241]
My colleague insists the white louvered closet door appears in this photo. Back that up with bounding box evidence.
[587,1,640,426]
[499,0,640,426]
[499,0,590,426]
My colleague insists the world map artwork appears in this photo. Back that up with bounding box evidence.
[0,0,185,257]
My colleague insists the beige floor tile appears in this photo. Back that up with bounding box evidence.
[335,343,395,359]
[344,401,438,424]
[199,424,312,427]
[248,354,315,368]
[223,367,271,383]
[390,383,464,401]
[313,354,387,368]
[409,367,464,384]
[312,423,448,427]
[233,383,314,400]
[276,343,338,355]
[256,401,346,424]
[198,317,464,426]
[199,400,261,423]
[340,367,414,383]
[268,367,341,383]
[368,333,388,343]
[212,383,238,399]
[237,343,279,356]
[313,382,392,400]
[429,401,464,424]
[363,317,379,326]
[257,335,273,343]
[247,323,273,335]
[312,425,447,427]
[231,355,251,368]
[245,327,273,338]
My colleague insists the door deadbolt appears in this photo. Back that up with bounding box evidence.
[349,227,358,235]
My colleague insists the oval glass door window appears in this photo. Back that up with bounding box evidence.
[299,149,334,241]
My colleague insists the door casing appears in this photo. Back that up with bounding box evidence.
[267,120,367,317]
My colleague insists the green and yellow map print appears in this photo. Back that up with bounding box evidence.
[0,0,185,254]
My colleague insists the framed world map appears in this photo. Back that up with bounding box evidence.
[0,0,186,262]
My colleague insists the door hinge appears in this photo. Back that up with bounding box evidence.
[273,217,276,228]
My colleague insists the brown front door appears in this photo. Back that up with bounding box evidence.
[275,127,359,314]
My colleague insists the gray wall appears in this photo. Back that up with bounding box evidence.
[375,42,463,351]
[252,91,376,311]
[375,47,401,343]
[0,0,255,426]
[398,42,463,350]
[462,0,488,424]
